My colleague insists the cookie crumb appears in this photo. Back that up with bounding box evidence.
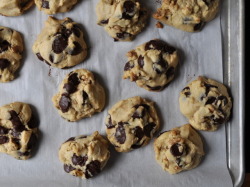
[156,21,164,29]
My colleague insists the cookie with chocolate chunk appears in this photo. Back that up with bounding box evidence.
[32,17,87,69]
[58,131,110,179]
[34,0,78,15]
[105,96,160,152]
[123,39,179,91]
[52,69,105,122]
[154,124,204,174]
[0,26,24,82]
[0,0,34,16]
[179,76,232,131]
[0,102,38,160]
[153,0,220,32]
[96,0,148,41]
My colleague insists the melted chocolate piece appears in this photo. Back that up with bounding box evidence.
[49,54,54,63]
[0,59,10,70]
[145,40,176,54]
[63,73,80,94]
[170,143,184,157]
[68,72,80,85]
[124,61,134,71]
[69,42,82,56]
[27,115,38,129]
[143,122,156,137]
[100,19,109,24]
[0,126,9,134]
[0,136,9,144]
[65,137,75,143]
[9,110,26,132]
[138,55,144,68]
[134,126,144,141]
[63,83,76,94]
[36,53,44,61]
[59,93,71,113]
[122,1,135,19]
[204,83,218,95]
[27,133,37,149]
[64,164,75,173]
[72,25,81,37]
[106,115,115,129]
[0,40,10,53]
[85,160,101,179]
[72,154,88,166]
[52,34,68,54]
[205,96,216,105]
[82,91,88,101]
[146,85,162,91]
[41,0,49,9]
[182,87,191,97]
[115,123,126,144]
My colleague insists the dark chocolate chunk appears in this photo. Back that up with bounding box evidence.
[100,19,109,24]
[145,40,176,54]
[63,83,76,94]
[82,91,88,101]
[146,85,162,91]
[65,137,75,143]
[0,59,10,70]
[68,72,80,86]
[106,115,115,129]
[49,54,54,63]
[0,126,9,135]
[0,136,9,144]
[9,110,26,132]
[72,154,88,166]
[85,160,101,179]
[143,122,156,137]
[27,133,37,149]
[115,123,126,144]
[132,108,145,119]
[204,83,218,95]
[138,55,144,68]
[124,61,134,71]
[72,25,81,37]
[69,42,82,56]
[59,93,71,113]
[64,164,75,173]
[36,53,44,61]
[41,0,49,9]
[133,126,144,141]
[52,34,68,54]
[166,67,175,79]
[12,138,20,148]
[27,115,38,129]
[170,143,184,157]
[182,87,191,97]
[0,40,10,53]
[205,96,216,105]
[122,1,135,19]
[194,22,205,31]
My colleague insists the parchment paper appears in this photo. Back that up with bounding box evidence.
[0,0,233,186]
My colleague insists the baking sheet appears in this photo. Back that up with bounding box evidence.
[0,0,238,186]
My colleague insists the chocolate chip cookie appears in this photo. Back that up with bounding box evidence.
[96,0,148,41]
[105,96,160,152]
[59,131,110,179]
[0,102,38,160]
[34,0,78,15]
[52,69,106,122]
[123,39,179,91]
[0,26,23,82]
[179,76,232,131]
[32,17,87,69]
[154,124,204,174]
[153,0,220,32]
[0,0,34,16]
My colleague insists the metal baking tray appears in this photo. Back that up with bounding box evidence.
[221,0,245,186]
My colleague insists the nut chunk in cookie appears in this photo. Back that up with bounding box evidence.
[0,0,34,17]
[52,69,106,122]
[34,0,78,15]
[0,26,24,82]
[154,124,204,174]
[96,0,148,41]
[0,102,38,160]
[123,39,179,91]
[105,96,160,152]
[179,76,232,131]
[153,0,220,32]
[33,17,87,69]
[58,131,110,179]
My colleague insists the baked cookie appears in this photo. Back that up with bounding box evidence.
[0,102,38,160]
[34,0,78,15]
[123,39,178,91]
[154,124,204,174]
[105,96,160,152]
[179,76,232,131]
[52,69,106,122]
[0,26,23,82]
[32,17,87,69]
[58,131,110,179]
[96,0,148,41]
[153,0,220,32]
[0,0,34,16]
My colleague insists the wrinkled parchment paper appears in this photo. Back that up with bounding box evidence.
[0,0,233,186]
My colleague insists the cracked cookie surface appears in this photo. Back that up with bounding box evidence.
[33,17,87,69]
[179,76,232,131]
[154,124,204,174]
[59,131,110,179]
[52,69,106,122]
